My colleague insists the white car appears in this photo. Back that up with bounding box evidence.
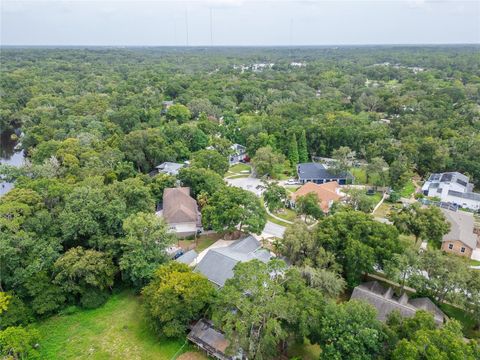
[285,179,300,185]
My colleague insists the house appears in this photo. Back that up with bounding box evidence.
[297,162,354,185]
[440,209,478,258]
[290,181,343,213]
[195,236,272,287]
[175,249,198,266]
[159,187,201,237]
[229,144,247,165]
[155,162,185,176]
[188,319,235,360]
[351,281,446,326]
[422,172,480,211]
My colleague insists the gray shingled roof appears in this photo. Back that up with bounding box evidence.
[155,162,185,175]
[297,162,352,181]
[195,236,272,287]
[175,250,198,265]
[441,209,477,250]
[351,281,445,326]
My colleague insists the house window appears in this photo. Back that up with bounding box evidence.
[461,247,466,253]
[448,244,453,250]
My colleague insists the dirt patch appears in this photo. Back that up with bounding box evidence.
[177,351,207,360]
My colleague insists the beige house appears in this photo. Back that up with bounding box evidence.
[159,187,201,237]
[441,209,478,258]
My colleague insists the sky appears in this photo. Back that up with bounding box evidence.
[1,0,479,46]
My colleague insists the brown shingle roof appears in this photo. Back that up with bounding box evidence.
[291,181,342,212]
[163,187,199,224]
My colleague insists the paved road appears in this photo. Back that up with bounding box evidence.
[226,176,263,196]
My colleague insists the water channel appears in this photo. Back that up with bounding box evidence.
[0,129,25,196]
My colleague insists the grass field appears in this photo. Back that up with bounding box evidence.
[228,163,250,174]
[399,181,416,198]
[274,208,297,222]
[35,291,202,360]
[439,303,479,339]
[350,167,367,184]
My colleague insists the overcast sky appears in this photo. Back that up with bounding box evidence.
[1,0,479,46]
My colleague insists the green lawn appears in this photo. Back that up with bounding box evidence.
[469,259,480,266]
[226,174,250,179]
[350,167,367,184]
[274,208,298,222]
[228,163,250,173]
[35,291,202,360]
[373,203,392,218]
[179,233,223,252]
[399,181,416,198]
[267,213,292,226]
[439,303,479,339]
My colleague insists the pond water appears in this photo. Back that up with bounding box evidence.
[0,129,25,196]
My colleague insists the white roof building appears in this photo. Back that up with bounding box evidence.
[422,172,480,211]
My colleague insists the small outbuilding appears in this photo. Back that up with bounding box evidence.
[188,319,234,360]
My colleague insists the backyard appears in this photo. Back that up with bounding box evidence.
[35,291,202,360]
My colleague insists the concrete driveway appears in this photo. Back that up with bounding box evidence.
[226,176,263,196]
[261,221,286,239]
[472,248,480,261]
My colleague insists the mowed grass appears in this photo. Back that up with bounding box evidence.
[36,290,201,360]
[228,163,251,173]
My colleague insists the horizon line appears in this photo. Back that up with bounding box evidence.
[1,42,479,48]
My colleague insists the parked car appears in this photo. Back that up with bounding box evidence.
[285,179,300,185]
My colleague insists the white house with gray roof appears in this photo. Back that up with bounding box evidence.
[422,172,480,211]
[194,236,272,287]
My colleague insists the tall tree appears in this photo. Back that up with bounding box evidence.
[331,146,355,176]
[261,181,288,212]
[119,212,175,289]
[142,262,215,338]
[295,192,323,223]
[389,204,450,245]
[53,247,116,308]
[288,133,299,168]
[202,186,266,235]
[251,146,285,179]
[213,260,323,359]
[298,130,308,163]
[310,300,388,360]
[191,149,229,176]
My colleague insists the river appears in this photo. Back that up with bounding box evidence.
[0,129,25,196]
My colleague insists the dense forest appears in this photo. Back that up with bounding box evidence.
[1,46,480,359]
